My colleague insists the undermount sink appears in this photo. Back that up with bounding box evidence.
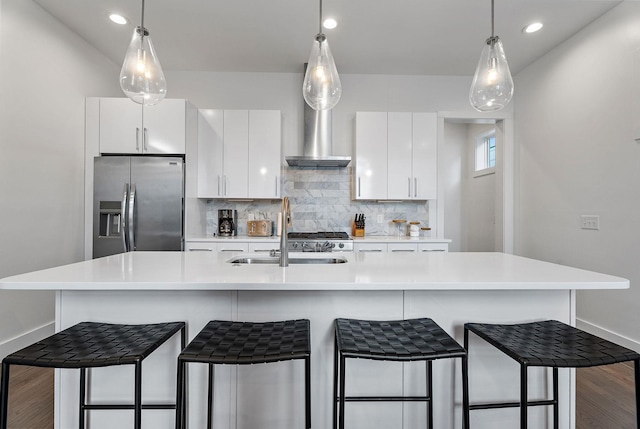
[228,255,348,265]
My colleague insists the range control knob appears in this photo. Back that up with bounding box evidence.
[338,243,345,249]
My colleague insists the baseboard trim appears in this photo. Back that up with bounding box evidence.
[0,322,55,360]
[577,318,640,352]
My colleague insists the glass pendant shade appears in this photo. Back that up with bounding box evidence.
[469,36,514,112]
[120,27,167,106]
[303,34,342,111]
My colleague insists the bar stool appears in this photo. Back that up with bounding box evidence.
[175,319,311,429]
[463,319,640,428]
[333,318,468,429]
[0,321,185,429]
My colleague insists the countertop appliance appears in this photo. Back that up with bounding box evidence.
[287,232,353,252]
[93,156,184,258]
[218,209,237,236]
[247,220,272,237]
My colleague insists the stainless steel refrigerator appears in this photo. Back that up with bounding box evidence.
[93,156,184,258]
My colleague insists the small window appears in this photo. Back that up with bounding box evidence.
[475,131,496,173]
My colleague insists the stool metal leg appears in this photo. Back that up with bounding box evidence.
[333,335,339,429]
[338,354,346,429]
[635,359,640,429]
[207,363,214,429]
[0,362,10,429]
[134,361,142,429]
[426,360,433,429]
[305,356,311,429]
[552,368,559,429]
[462,355,469,429]
[175,359,186,429]
[79,368,87,429]
[520,364,528,429]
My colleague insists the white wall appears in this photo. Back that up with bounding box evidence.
[515,2,640,348]
[442,122,466,251]
[0,0,120,357]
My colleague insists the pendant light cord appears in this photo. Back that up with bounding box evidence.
[140,0,146,31]
[318,0,323,34]
[490,0,494,38]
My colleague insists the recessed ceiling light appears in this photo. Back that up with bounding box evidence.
[523,22,543,34]
[108,13,128,25]
[323,18,338,30]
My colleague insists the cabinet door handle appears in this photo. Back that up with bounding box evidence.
[143,128,148,151]
[220,249,244,252]
[275,176,279,196]
[391,249,416,252]
[408,177,411,198]
[223,175,227,196]
[359,249,382,252]
[135,128,140,151]
[421,249,445,252]
[358,177,361,197]
[217,175,222,196]
[414,178,418,198]
[188,248,213,251]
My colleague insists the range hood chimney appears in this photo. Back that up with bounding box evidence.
[285,65,351,168]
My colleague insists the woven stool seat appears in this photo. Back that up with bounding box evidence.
[463,319,640,429]
[333,318,467,429]
[1,321,185,429]
[4,321,185,369]
[179,319,310,365]
[336,318,467,361]
[466,320,640,368]
[176,319,311,429]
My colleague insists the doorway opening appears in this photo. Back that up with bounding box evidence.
[436,115,513,253]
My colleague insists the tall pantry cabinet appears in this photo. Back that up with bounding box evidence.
[354,112,437,200]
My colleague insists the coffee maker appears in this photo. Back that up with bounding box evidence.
[218,209,237,236]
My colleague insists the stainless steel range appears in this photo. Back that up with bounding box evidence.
[287,232,354,252]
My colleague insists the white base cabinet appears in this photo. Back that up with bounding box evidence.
[355,240,449,253]
[98,98,189,154]
[354,112,437,200]
[198,109,282,199]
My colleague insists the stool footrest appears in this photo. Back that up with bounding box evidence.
[469,399,557,410]
[82,403,177,410]
[339,395,432,402]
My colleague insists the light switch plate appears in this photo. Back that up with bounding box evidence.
[580,215,599,230]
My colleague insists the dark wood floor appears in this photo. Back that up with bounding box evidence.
[1,362,637,428]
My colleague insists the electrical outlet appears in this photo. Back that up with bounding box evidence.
[377,214,383,224]
[580,215,599,230]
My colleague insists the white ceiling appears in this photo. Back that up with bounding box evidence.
[32,0,622,76]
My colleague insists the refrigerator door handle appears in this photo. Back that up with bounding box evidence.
[121,183,129,252]
[128,183,136,251]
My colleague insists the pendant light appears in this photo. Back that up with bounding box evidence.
[302,0,342,111]
[119,0,167,105]
[469,0,514,112]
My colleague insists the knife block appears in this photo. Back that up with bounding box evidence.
[352,223,365,237]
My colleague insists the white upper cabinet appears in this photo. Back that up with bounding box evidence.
[99,98,187,154]
[354,112,388,200]
[411,112,437,200]
[197,109,281,199]
[354,111,437,200]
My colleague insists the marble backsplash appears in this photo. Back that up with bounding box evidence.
[205,167,430,236]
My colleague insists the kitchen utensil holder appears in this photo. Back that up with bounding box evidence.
[352,224,365,237]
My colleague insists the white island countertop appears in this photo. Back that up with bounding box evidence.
[0,251,628,291]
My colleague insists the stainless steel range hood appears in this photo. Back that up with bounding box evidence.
[285,66,351,168]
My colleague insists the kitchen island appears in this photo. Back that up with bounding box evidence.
[0,251,628,429]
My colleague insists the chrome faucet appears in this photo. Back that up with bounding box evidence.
[279,196,290,267]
